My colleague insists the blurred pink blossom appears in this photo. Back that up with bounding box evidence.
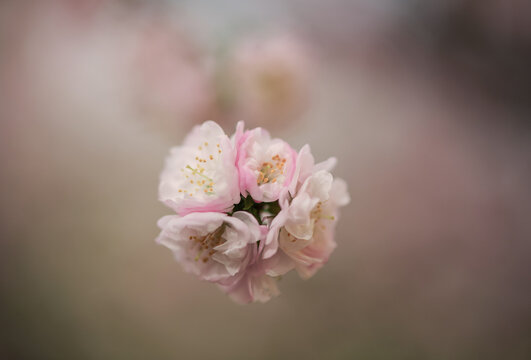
[226,34,312,130]
[218,255,281,304]
[130,18,215,127]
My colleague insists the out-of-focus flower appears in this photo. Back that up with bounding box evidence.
[130,18,215,128]
[156,211,261,283]
[158,121,240,215]
[235,123,298,203]
[226,34,311,130]
[218,247,281,304]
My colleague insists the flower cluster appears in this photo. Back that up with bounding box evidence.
[156,121,349,303]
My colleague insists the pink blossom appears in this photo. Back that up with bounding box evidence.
[236,125,298,203]
[283,170,334,240]
[158,121,240,216]
[218,256,281,304]
[279,178,350,278]
[262,170,332,258]
[289,144,338,193]
[264,172,350,278]
[218,233,281,303]
[263,154,338,259]
[156,211,262,283]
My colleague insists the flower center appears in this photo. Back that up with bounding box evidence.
[177,142,222,197]
[310,202,334,220]
[311,201,335,233]
[257,154,286,185]
[189,225,226,263]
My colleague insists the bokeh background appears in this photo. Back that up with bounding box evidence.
[1,1,531,359]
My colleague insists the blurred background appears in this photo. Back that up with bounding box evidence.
[1,0,531,359]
